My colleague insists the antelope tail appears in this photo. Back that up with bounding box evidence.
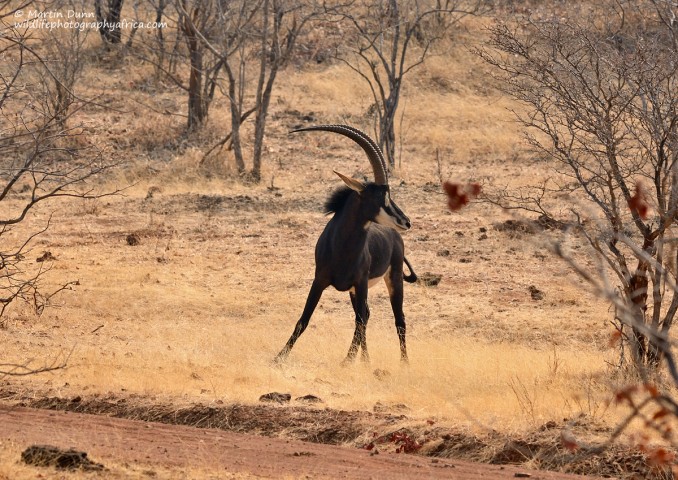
[403,257,417,283]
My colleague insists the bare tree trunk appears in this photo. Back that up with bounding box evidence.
[94,0,124,44]
[224,61,246,175]
[251,76,276,181]
[151,0,167,78]
[379,85,400,167]
[186,44,206,129]
[181,1,208,130]
[251,0,271,182]
[382,0,399,167]
[54,82,72,131]
[629,264,650,367]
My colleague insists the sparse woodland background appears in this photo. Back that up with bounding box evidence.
[2,0,678,477]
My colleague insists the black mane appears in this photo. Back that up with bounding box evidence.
[324,186,354,214]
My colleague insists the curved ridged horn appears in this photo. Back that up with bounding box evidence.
[290,124,388,185]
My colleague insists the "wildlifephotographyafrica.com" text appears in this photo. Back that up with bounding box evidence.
[13,9,166,31]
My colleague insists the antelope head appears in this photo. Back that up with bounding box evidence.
[291,124,411,232]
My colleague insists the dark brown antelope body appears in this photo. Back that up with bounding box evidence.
[274,125,416,364]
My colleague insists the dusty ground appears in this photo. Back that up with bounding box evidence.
[1,403,602,480]
[0,382,666,479]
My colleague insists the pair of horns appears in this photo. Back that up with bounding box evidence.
[290,124,389,185]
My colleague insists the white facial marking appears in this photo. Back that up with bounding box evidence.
[375,208,407,231]
[385,192,391,207]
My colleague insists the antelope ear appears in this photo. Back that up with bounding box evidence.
[334,170,365,193]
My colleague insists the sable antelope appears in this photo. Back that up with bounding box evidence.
[274,124,417,364]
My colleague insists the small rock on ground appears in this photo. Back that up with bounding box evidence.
[21,445,104,471]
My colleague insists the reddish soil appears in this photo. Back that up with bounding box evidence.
[1,405,599,479]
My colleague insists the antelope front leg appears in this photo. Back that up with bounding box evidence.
[345,283,370,363]
[274,279,325,364]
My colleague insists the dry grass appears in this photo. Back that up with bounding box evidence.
[1,174,621,435]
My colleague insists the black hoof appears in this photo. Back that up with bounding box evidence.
[272,354,287,366]
[341,356,356,367]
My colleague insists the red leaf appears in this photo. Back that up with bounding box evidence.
[608,330,622,348]
[628,183,649,220]
[443,181,481,212]
[560,430,579,452]
[615,385,639,405]
[652,408,669,420]
[644,383,659,398]
[647,447,676,466]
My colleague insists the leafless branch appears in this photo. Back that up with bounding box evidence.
[0,347,74,378]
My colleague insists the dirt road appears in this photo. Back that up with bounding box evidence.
[0,405,603,479]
